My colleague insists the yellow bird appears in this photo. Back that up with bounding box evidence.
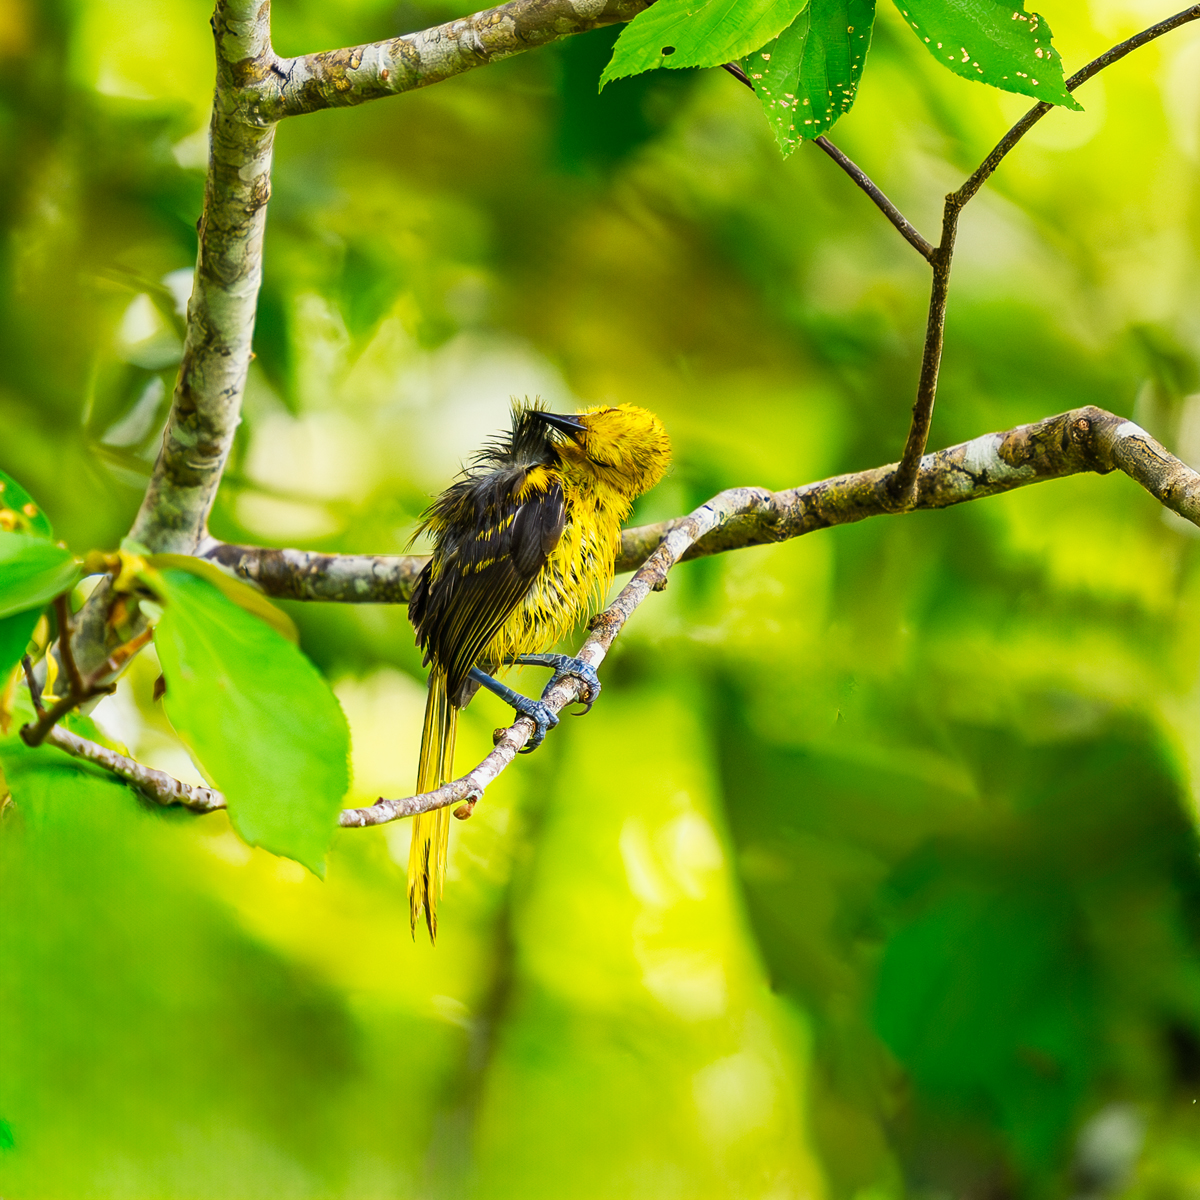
[407,401,672,940]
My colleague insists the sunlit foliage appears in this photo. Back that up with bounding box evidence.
[2,0,1200,1196]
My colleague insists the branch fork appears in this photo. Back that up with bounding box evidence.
[18,597,133,749]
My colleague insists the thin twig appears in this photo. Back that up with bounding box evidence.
[21,654,43,714]
[53,595,86,699]
[44,726,226,813]
[813,137,935,261]
[955,4,1200,210]
[18,626,151,748]
[724,58,934,261]
[889,207,955,503]
[888,5,1200,506]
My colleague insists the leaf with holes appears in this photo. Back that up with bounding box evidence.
[154,570,349,874]
[743,0,877,154]
[600,0,810,88]
[893,0,1081,109]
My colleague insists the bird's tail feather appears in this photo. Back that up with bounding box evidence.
[408,669,457,941]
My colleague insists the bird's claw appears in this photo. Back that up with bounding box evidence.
[545,661,601,715]
[518,700,559,753]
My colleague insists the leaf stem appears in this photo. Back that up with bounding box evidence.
[813,137,934,261]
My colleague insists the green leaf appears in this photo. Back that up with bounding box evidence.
[0,468,53,538]
[600,0,810,88]
[892,0,1082,110]
[146,554,299,643]
[0,608,42,683]
[743,0,876,154]
[154,570,349,874]
[0,533,79,621]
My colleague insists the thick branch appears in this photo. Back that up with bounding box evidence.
[201,541,424,602]
[67,0,278,683]
[252,0,651,124]
[206,406,1189,607]
[340,405,1200,827]
[127,0,276,554]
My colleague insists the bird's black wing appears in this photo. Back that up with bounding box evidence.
[409,465,566,702]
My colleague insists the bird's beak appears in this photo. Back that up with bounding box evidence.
[532,411,587,440]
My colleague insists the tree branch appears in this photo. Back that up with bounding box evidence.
[203,407,1186,607]
[200,541,424,602]
[339,405,1200,827]
[723,63,935,263]
[338,483,773,827]
[127,0,276,555]
[44,726,226,813]
[251,0,651,124]
[889,208,955,503]
[66,0,280,684]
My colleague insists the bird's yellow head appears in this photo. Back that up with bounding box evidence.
[538,403,671,502]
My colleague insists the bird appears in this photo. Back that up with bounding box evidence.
[406,400,672,940]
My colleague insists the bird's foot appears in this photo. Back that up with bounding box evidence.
[468,666,560,752]
[508,653,601,714]
[516,698,559,753]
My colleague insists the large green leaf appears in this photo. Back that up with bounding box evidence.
[892,0,1081,109]
[0,468,53,538]
[154,569,349,874]
[0,533,79,621]
[743,0,876,154]
[600,0,810,88]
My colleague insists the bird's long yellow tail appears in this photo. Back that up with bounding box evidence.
[408,669,457,941]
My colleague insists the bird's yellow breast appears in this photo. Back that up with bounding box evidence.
[482,474,627,667]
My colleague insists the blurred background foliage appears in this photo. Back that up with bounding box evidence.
[1,0,1200,1196]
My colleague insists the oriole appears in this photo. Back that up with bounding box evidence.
[407,401,672,939]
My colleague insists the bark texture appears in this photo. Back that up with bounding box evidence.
[251,0,651,123]
[128,0,276,553]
